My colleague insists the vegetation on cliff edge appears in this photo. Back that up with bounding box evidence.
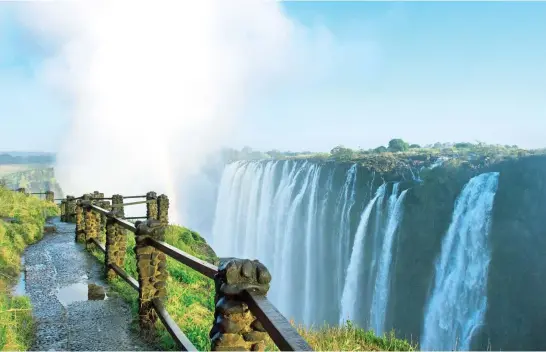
[0,187,59,351]
[221,140,546,174]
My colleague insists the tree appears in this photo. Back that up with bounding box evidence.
[388,139,409,152]
[330,145,354,160]
[454,142,474,149]
[266,149,282,158]
[409,144,421,149]
[374,146,388,153]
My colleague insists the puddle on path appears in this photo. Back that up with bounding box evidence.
[12,256,26,296]
[56,281,108,306]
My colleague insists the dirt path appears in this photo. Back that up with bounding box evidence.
[21,218,156,351]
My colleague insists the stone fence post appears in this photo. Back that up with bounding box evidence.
[105,204,127,280]
[146,192,158,220]
[134,219,168,333]
[66,196,76,223]
[83,194,100,250]
[75,197,86,243]
[210,258,272,351]
[157,194,169,226]
[45,191,54,202]
[60,200,66,222]
[112,194,124,218]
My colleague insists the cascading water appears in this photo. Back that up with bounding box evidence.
[421,172,500,351]
[212,160,367,324]
[339,184,386,324]
[370,186,408,335]
[335,164,358,303]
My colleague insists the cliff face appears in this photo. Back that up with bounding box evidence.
[0,167,63,198]
[194,152,546,350]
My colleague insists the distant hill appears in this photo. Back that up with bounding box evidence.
[0,152,56,165]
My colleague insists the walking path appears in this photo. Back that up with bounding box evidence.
[21,218,156,351]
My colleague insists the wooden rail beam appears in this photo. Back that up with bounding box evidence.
[152,298,198,351]
[109,263,139,291]
[146,237,218,279]
[242,290,313,351]
[89,237,106,254]
[88,204,136,232]
[111,199,156,208]
[123,195,147,199]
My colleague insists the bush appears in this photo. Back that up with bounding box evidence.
[388,139,410,153]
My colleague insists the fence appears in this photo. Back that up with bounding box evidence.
[60,191,312,351]
[11,187,55,202]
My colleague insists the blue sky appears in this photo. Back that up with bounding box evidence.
[1,1,545,153]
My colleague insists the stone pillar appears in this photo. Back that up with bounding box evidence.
[105,207,127,281]
[75,196,88,243]
[210,258,272,351]
[60,200,66,222]
[45,191,54,203]
[83,194,99,250]
[134,219,168,333]
[66,196,76,223]
[112,194,125,218]
[146,192,158,220]
[98,200,111,243]
[157,194,169,226]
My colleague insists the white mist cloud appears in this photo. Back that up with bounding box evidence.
[16,0,324,223]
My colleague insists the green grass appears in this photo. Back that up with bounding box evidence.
[0,186,59,351]
[90,223,415,351]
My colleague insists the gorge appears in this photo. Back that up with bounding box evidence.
[189,149,546,351]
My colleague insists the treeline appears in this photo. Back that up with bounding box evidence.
[220,139,536,163]
[0,153,55,165]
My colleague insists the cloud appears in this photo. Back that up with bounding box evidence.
[14,0,346,222]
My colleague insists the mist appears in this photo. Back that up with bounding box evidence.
[17,0,302,222]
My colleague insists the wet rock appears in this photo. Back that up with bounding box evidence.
[88,283,106,300]
[44,225,57,233]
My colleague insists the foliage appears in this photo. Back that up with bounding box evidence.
[330,145,355,161]
[0,186,59,351]
[388,139,410,153]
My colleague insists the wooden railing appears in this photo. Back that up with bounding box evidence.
[11,187,55,202]
[59,192,312,351]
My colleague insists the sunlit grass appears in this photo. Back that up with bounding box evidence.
[0,186,59,351]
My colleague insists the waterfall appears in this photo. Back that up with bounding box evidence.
[421,172,500,351]
[370,186,408,335]
[339,183,386,324]
[303,166,322,325]
[335,164,358,303]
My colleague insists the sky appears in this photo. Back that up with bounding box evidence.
[1,1,545,153]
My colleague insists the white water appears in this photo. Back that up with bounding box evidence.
[335,164,358,302]
[339,183,386,324]
[421,172,500,351]
[212,160,368,324]
[370,186,408,335]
